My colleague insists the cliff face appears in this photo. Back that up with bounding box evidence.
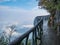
[34,15,50,25]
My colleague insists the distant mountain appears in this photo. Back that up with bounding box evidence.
[16,26,31,34]
[0,24,32,42]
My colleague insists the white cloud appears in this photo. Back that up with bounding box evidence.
[0,0,10,2]
[7,21,19,26]
[0,5,50,25]
[0,5,50,15]
[0,6,27,12]
[22,25,34,28]
[12,31,21,36]
[0,5,50,38]
[0,0,16,2]
[0,5,50,41]
[2,26,21,36]
[30,6,50,16]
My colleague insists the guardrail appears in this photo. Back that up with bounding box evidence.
[8,19,43,45]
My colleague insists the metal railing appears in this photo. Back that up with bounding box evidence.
[8,19,43,45]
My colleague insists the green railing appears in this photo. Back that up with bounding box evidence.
[8,19,43,45]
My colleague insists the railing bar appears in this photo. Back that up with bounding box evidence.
[35,28,37,45]
[36,27,40,40]
[32,31,35,45]
[8,28,34,45]
[25,35,29,45]
[38,25,41,38]
[8,19,43,45]
[38,26,40,37]
[39,22,43,45]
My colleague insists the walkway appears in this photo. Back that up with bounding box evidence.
[42,20,60,45]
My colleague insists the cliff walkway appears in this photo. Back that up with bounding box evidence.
[42,20,60,45]
[8,19,60,45]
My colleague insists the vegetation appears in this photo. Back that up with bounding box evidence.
[0,32,9,45]
[20,39,31,45]
[38,0,60,26]
[7,25,16,43]
[0,25,17,45]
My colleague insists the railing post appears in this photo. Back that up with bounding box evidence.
[8,19,43,45]
[39,20,43,45]
[32,31,35,45]
[35,28,37,45]
[25,35,29,45]
[36,26,41,45]
[38,25,41,39]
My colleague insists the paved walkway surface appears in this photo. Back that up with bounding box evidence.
[41,20,60,45]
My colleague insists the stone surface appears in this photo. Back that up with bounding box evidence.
[34,16,60,45]
[41,20,60,45]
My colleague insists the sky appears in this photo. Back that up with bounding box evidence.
[0,0,50,25]
[0,0,50,39]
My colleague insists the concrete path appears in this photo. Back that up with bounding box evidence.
[41,20,60,45]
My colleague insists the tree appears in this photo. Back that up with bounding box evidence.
[38,0,60,26]
[6,25,16,43]
[0,32,9,45]
[0,25,17,45]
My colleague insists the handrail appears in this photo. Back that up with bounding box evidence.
[8,19,43,45]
